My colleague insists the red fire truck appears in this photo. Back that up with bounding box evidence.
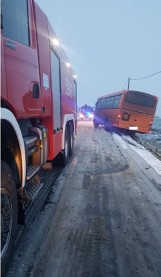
[1,0,77,270]
[78,105,94,120]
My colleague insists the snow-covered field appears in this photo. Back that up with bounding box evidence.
[136,117,161,160]
[112,117,161,175]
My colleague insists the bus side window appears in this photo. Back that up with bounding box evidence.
[103,99,107,108]
[101,99,105,108]
[106,98,110,108]
[96,100,99,108]
[100,99,104,108]
[116,95,121,108]
[104,98,108,108]
[112,97,117,108]
[110,96,115,108]
[109,97,112,108]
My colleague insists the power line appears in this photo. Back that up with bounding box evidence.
[130,70,161,80]
[127,70,161,89]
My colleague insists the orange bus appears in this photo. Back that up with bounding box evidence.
[93,90,158,133]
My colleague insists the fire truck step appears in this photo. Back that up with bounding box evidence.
[27,165,40,180]
[24,136,38,158]
[24,136,37,147]
[24,181,44,201]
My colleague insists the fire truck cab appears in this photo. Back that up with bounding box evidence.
[1,0,77,271]
[78,105,94,120]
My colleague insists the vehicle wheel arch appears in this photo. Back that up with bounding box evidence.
[62,114,75,150]
[56,116,75,167]
[1,110,26,225]
[1,108,26,188]
[1,119,22,188]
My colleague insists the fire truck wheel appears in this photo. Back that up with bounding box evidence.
[63,127,70,165]
[69,125,74,156]
[1,161,18,274]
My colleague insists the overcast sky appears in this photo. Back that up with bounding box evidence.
[36,0,161,116]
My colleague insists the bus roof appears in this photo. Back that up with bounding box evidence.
[97,90,158,100]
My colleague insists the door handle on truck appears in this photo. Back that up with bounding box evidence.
[33,83,40,98]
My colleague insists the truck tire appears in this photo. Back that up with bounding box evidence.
[1,161,18,275]
[69,125,74,156]
[63,127,70,165]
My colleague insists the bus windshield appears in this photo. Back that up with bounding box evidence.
[125,91,156,108]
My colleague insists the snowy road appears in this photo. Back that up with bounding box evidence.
[6,121,161,277]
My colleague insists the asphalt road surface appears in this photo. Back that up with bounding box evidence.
[6,121,161,277]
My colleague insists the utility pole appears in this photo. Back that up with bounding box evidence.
[127,77,130,89]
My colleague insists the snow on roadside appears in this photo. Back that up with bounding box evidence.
[128,143,161,176]
[112,133,128,150]
[113,133,161,176]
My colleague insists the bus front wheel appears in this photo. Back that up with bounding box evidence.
[93,119,99,128]
[104,119,109,131]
